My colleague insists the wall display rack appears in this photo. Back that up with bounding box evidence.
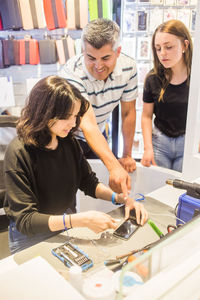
[0,28,82,115]
[0,0,86,115]
[0,0,113,115]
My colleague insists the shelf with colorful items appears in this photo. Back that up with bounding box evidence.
[0,0,114,111]
[0,0,89,113]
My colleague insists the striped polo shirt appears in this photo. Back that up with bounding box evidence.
[61,52,138,141]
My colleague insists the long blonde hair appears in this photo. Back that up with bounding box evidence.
[151,19,193,102]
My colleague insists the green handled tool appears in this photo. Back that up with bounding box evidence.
[148,219,164,238]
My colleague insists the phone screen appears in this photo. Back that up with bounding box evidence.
[113,218,139,240]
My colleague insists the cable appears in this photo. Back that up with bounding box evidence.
[147,211,186,225]
[134,193,145,202]
[174,202,179,217]
[134,192,184,224]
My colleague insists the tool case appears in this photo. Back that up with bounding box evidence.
[177,193,200,226]
[52,241,93,271]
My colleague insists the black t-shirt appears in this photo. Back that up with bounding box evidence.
[143,73,189,137]
[33,137,96,215]
[4,136,99,235]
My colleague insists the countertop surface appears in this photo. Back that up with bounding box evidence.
[13,196,176,280]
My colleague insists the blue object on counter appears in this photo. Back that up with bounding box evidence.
[134,193,145,202]
[177,193,200,226]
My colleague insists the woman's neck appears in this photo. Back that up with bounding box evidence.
[46,135,58,150]
[170,62,188,85]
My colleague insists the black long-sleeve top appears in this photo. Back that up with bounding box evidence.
[4,136,99,236]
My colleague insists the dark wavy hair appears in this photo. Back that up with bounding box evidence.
[17,76,89,148]
[150,19,193,102]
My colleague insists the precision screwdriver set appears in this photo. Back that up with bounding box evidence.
[52,241,93,271]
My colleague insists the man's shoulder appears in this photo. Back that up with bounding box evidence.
[119,53,137,69]
[63,54,86,78]
[115,53,137,82]
[60,55,88,91]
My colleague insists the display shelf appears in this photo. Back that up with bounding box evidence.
[0,27,82,112]
[0,28,82,39]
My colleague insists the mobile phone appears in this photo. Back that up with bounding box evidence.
[113,218,139,240]
[130,208,137,220]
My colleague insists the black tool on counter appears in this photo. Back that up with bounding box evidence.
[166,179,200,199]
[109,259,128,272]
[104,259,121,266]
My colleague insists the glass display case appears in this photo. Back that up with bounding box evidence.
[117,214,200,299]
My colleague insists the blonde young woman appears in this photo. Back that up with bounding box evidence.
[141,19,193,172]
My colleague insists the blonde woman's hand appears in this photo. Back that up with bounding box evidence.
[141,149,157,167]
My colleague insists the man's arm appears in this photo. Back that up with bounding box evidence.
[80,104,131,197]
[118,100,136,173]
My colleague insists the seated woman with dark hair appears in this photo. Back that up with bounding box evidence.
[4,76,148,254]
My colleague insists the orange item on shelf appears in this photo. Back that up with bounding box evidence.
[127,254,149,278]
[43,0,66,30]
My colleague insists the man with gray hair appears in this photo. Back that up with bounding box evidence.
[62,18,137,198]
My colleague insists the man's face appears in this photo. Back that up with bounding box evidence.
[83,42,121,81]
